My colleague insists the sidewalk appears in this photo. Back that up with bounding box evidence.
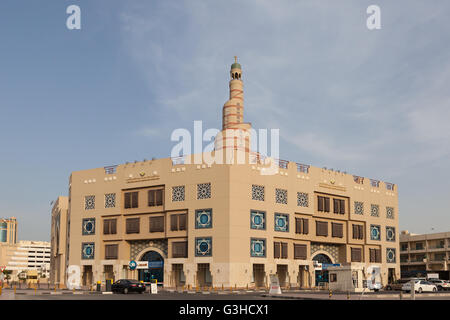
[263,291,450,300]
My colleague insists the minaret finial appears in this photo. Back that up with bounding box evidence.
[234,56,237,63]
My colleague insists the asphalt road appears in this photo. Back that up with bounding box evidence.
[2,288,450,300]
[0,289,274,300]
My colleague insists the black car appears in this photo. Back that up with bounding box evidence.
[111,279,146,294]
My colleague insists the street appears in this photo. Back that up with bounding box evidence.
[2,288,450,300]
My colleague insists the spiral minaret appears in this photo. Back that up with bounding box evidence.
[215,57,252,160]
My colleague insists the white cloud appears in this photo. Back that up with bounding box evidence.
[117,1,450,232]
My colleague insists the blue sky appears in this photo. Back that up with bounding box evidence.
[1,1,449,241]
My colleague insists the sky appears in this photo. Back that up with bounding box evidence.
[0,0,449,241]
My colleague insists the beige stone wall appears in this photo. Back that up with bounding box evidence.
[50,196,68,285]
[64,152,399,288]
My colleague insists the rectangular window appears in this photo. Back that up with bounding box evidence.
[179,214,186,230]
[333,199,346,214]
[149,216,164,233]
[302,219,309,234]
[274,242,281,259]
[172,241,188,258]
[330,273,337,282]
[316,221,328,237]
[170,214,177,231]
[324,197,330,212]
[126,218,140,234]
[295,218,309,235]
[294,244,307,260]
[331,223,343,238]
[295,218,301,234]
[103,219,117,235]
[124,192,139,209]
[318,196,324,212]
[352,224,364,240]
[369,249,381,263]
[351,248,362,262]
[105,244,118,260]
[333,199,339,214]
[318,196,330,212]
[148,189,163,207]
[375,249,381,263]
[281,242,288,259]
[319,196,330,212]
[273,242,288,259]
[340,200,345,214]
[170,214,187,231]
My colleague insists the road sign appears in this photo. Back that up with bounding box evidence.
[150,283,158,294]
[129,260,137,270]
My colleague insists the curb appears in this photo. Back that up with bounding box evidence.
[262,294,317,300]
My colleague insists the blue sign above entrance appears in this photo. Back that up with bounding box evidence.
[148,261,163,268]
[321,263,340,270]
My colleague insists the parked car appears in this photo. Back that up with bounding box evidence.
[111,279,146,294]
[428,279,450,291]
[401,280,437,293]
[384,279,409,291]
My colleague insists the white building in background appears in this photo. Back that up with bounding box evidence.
[3,240,51,280]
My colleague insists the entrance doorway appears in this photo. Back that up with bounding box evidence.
[388,268,396,283]
[312,253,333,287]
[253,264,265,288]
[104,265,114,283]
[82,266,93,287]
[298,266,308,288]
[139,250,164,283]
[197,263,212,288]
[276,265,288,287]
[172,264,185,287]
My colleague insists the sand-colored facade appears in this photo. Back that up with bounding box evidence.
[400,230,450,280]
[63,59,400,288]
[49,196,68,285]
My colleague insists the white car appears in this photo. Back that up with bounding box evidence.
[401,280,437,293]
[428,279,450,291]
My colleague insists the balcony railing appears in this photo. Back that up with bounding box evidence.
[296,163,310,173]
[104,165,117,174]
[428,245,445,250]
[171,155,186,165]
[370,179,380,187]
[353,175,364,184]
[386,182,395,191]
[275,159,289,169]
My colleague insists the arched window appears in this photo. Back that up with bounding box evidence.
[312,253,332,264]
